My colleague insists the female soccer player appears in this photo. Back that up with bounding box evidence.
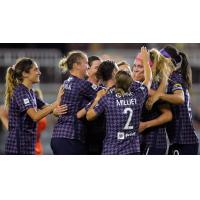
[51,51,99,155]
[146,46,199,155]
[77,59,119,154]
[158,46,198,154]
[86,47,152,155]
[133,52,172,155]
[84,56,105,154]
[4,57,63,155]
[87,56,101,85]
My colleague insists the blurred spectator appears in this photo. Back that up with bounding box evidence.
[34,88,47,155]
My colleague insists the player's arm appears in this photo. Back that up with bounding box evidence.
[52,105,68,117]
[27,102,59,122]
[77,108,87,119]
[139,104,172,133]
[141,47,153,90]
[146,88,184,110]
[27,85,64,121]
[159,90,184,105]
[86,89,106,121]
[0,106,8,130]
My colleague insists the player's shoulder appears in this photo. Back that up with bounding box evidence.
[106,86,116,95]
[131,81,147,92]
[14,84,28,95]
[169,71,183,83]
[63,76,74,84]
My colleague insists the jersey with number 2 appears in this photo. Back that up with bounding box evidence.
[94,83,148,154]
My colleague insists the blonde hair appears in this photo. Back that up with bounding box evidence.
[59,50,87,72]
[149,48,175,82]
[5,67,18,109]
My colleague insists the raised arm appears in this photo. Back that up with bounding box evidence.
[141,47,152,90]
[86,89,106,121]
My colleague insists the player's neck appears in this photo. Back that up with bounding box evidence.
[87,76,98,85]
[70,70,84,80]
[105,80,115,89]
[22,80,33,90]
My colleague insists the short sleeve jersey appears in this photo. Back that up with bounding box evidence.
[5,84,46,154]
[93,83,148,155]
[52,75,97,142]
[166,71,198,144]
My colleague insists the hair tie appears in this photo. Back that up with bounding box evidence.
[160,49,171,58]
[11,65,15,70]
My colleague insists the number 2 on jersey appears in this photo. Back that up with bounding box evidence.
[123,108,133,130]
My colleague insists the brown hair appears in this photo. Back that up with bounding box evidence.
[115,70,133,96]
[5,57,35,108]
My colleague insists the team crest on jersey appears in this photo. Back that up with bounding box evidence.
[91,84,98,91]
[23,98,30,105]
[140,86,145,90]
[67,77,73,82]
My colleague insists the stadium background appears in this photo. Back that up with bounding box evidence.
[0,43,200,154]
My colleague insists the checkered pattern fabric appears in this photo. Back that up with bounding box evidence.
[5,84,46,154]
[140,81,168,149]
[93,83,148,155]
[52,75,97,142]
[167,71,198,144]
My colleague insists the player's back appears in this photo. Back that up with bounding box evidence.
[102,89,144,154]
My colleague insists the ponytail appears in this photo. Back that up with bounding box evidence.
[59,50,87,73]
[115,70,133,96]
[59,57,68,72]
[179,52,192,90]
[115,88,125,96]
[5,66,18,109]
[4,58,35,108]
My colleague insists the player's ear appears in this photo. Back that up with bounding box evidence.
[73,62,79,70]
[22,71,29,78]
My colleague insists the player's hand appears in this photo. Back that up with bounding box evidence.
[96,89,107,101]
[139,121,148,133]
[132,71,144,81]
[53,105,68,116]
[140,46,149,65]
[56,85,64,105]
[145,91,161,110]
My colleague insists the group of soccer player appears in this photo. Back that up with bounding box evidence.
[1,45,199,155]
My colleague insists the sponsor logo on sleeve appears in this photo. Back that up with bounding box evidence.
[92,84,98,90]
[23,98,30,105]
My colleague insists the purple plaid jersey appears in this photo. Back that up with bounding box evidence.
[166,71,198,144]
[140,81,168,149]
[93,83,148,155]
[5,84,46,154]
[52,75,97,142]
